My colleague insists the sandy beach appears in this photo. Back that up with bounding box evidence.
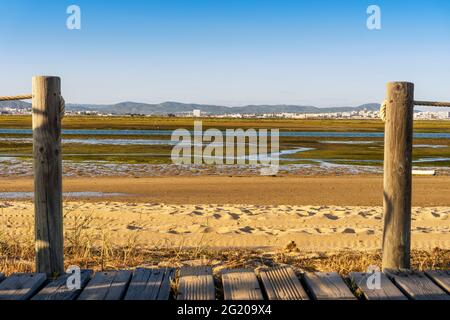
[1,176,449,252]
[0,201,448,251]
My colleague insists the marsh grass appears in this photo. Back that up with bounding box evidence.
[0,219,448,276]
[1,115,450,132]
[1,130,449,167]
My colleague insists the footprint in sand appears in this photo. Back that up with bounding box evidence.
[209,213,222,219]
[239,226,255,234]
[239,208,253,215]
[415,227,432,234]
[358,211,376,218]
[430,212,441,218]
[200,226,215,233]
[341,228,356,234]
[126,225,143,231]
[217,227,237,235]
[226,212,241,220]
[323,213,339,220]
[291,228,312,234]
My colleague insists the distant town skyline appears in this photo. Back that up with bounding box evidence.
[1,1,450,108]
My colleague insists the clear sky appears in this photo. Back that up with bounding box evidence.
[1,0,450,107]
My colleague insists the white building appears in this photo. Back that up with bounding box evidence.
[192,109,201,117]
[414,111,450,120]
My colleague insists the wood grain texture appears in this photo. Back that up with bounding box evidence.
[425,270,450,294]
[125,268,174,300]
[303,272,356,300]
[382,82,414,270]
[32,270,93,300]
[177,266,215,300]
[259,267,309,300]
[388,270,450,300]
[32,76,64,276]
[222,269,263,300]
[77,270,132,300]
[0,273,47,300]
[350,272,407,300]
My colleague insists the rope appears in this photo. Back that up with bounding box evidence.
[0,94,32,101]
[380,100,387,122]
[414,101,450,107]
[0,93,65,118]
[60,96,65,119]
[380,99,450,122]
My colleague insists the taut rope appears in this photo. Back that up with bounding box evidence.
[0,94,32,101]
[380,100,450,122]
[0,93,65,118]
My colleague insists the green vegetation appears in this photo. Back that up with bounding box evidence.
[1,115,449,166]
[1,135,449,166]
[1,115,449,132]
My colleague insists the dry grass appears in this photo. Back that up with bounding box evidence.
[1,208,448,275]
[0,205,450,275]
[1,220,449,276]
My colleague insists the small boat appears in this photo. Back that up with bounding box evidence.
[412,169,436,176]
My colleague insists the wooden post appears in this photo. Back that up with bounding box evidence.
[382,82,414,271]
[32,76,64,276]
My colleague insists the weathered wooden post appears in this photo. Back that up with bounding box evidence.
[32,76,64,276]
[382,82,414,270]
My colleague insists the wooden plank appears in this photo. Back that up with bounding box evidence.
[157,268,175,300]
[32,270,93,300]
[259,267,309,300]
[0,273,47,300]
[388,270,450,300]
[425,270,450,294]
[303,272,356,300]
[222,269,263,300]
[125,268,174,300]
[177,266,215,300]
[32,76,64,276]
[77,270,132,300]
[350,272,407,300]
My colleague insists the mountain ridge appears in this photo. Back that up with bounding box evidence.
[0,100,381,115]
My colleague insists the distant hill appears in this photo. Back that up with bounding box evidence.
[0,100,31,109]
[1,100,381,115]
[64,102,381,115]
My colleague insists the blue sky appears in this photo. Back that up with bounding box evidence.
[1,0,449,107]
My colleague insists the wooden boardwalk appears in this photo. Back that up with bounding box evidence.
[0,267,449,300]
